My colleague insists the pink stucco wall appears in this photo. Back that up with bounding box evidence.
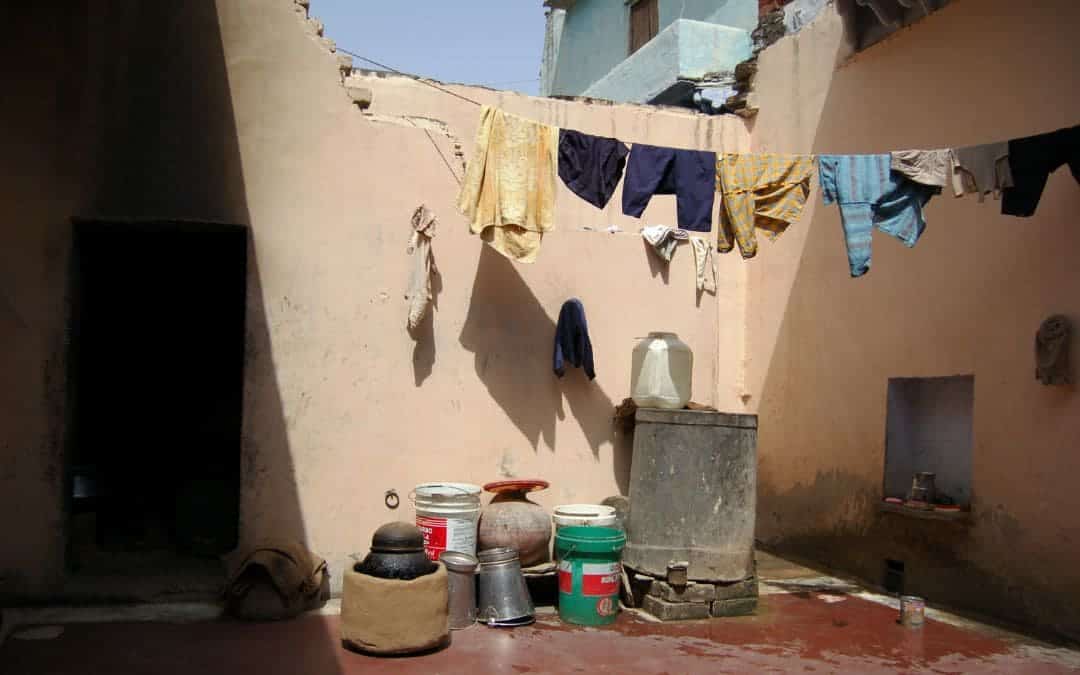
[0,0,749,598]
[219,0,749,592]
[746,0,1080,639]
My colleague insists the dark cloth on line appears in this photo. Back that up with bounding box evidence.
[1036,315,1071,385]
[1002,125,1080,217]
[622,144,716,232]
[558,129,630,209]
[554,298,595,380]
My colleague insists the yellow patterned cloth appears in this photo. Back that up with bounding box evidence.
[715,153,816,258]
[456,105,559,263]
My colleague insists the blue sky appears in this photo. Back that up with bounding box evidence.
[313,0,548,96]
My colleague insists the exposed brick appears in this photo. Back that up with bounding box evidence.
[734,59,758,83]
[642,595,711,621]
[711,597,758,617]
[714,577,759,601]
[752,10,786,52]
[648,581,716,604]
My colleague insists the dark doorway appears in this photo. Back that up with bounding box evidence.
[68,219,246,577]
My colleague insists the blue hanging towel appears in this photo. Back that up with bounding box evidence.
[554,298,595,380]
[818,154,939,277]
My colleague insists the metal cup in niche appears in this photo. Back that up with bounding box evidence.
[908,472,936,505]
[476,547,534,627]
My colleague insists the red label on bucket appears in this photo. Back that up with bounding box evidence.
[558,561,572,593]
[416,515,447,560]
[581,562,620,597]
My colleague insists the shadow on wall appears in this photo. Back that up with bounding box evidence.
[459,245,617,457]
[240,251,308,549]
[409,257,442,387]
[54,0,340,667]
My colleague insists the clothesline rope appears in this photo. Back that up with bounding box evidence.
[407,118,463,187]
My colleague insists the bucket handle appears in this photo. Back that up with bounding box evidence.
[409,483,476,504]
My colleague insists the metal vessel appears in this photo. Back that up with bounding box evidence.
[476,547,534,626]
[440,551,479,629]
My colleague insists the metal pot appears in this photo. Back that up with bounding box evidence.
[355,521,438,580]
[476,547,534,626]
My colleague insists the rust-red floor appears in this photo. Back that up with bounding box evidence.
[3,591,1077,674]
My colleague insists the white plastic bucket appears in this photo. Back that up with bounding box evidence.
[413,482,482,561]
[552,504,618,529]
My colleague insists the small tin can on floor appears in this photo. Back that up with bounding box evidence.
[899,595,925,628]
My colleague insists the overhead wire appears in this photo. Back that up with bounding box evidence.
[408,118,463,187]
[337,48,484,107]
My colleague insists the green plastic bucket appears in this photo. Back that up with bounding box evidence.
[555,526,626,626]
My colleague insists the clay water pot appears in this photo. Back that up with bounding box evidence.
[477,480,552,567]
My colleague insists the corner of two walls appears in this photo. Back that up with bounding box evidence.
[742,0,1080,640]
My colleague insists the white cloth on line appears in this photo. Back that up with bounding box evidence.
[406,205,437,331]
[691,237,716,294]
[641,225,689,262]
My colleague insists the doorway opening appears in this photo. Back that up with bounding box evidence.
[67,219,247,595]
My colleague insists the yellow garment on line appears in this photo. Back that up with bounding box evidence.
[456,105,559,263]
[715,153,815,258]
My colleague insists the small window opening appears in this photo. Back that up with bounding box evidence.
[629,0,659,55]
[884,375,974,508]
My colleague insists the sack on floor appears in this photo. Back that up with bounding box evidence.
[224,541,330,621]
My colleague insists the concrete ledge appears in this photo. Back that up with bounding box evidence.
[583,19,751,104]
[711,597,757,617]
[641,595,711,621]
[635,408,758,428]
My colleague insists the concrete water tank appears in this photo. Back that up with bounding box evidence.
[624,408,757,582]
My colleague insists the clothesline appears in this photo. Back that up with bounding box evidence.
[576,226,705,237]
[456,104,1079,278]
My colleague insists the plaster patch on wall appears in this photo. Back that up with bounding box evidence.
[499,448,518,478]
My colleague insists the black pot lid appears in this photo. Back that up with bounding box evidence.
[370,521,425,553]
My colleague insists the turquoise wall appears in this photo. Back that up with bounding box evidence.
[549,0,756,97]
[551,1,629,96]
[659,0,758,33]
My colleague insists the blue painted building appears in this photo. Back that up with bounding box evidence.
[540,0,756,110]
